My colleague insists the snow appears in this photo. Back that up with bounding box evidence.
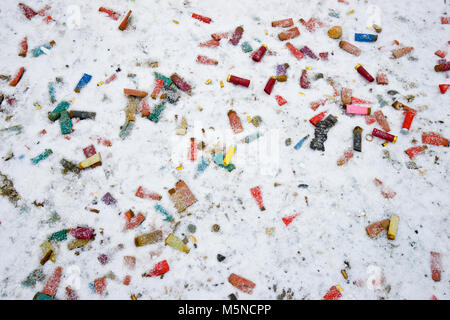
[0,0,449,300]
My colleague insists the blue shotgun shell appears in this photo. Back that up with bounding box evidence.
[354,33,378,42]
[294,135,310,150]
[74,73,92,93]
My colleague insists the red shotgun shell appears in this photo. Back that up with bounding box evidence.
[309,111,327,126]
[192,13,211,24]
[372,128,397,143]
[264,76,276,95]
[230,26,244,45]
[252,44,268,62]
[227,74,250,87]
[400,111,415,134]
[118,10,132,30]
[355,64,374,82]
[434,61,450,72]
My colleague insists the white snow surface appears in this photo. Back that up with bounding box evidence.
[0,0,449,300]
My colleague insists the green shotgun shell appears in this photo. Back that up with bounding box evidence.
[33,292,55,300]
[48,101,70,121]
[48,229,67,242]
[59,111,72,134]
[134,230,163,247]
[165,234,190,253]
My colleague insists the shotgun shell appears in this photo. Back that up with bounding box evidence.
[434,61,450,72]
[300,69,310,88]
[353,126,363,152]
[264,76,276,94]
[9,67,25,87]
[422,132,449,147]
[143,260,170,277]
[18,37,28,57]
[69,110,96,120]
[372,128,397,143]
[196,55,219,65]
[355,64,374,82]
[251,44,268,62]
[276,63,289,82]
[322,286,342,300]
[170,73,192,94]
[78,152,102,169]
[228,110,243,134]
[98,7,121,20]
[124,88,148,98]
[134,230,163,247]
[168,188,188,213]
[400,111,415,134]
[430,252,442,282]
[19,3,38,20]
[366,219,390,238]
[175,180,197,207]
[294,135,309,150]
[48,101,70,121]
[439,84,449,94]
[286,42,305,60]
[392,46,414,58]
[376,71,388,85]
[346,104,371,115]
[341,88,352,105]
[230,26,244,45]
[250,186,265,211]
[309,111,327,126]
[223,146,236,167]
[272,18,294,27]
[148,103,166,123]
[118,10,132,30]
[165,234,190,253]
[31,149,53,165]
[300,46,319,60]
[74,73,92,93]
[228,273,256,294]
[354,33,378,42]
[387,214,399,240]
[192,13,211,24]
[199,39,220,47]
[59,111,72,134]
[67,239,90,250]
[404,145,427,159]
[278,27,300,41]
[227,74,250,87]
[339,41,361,56]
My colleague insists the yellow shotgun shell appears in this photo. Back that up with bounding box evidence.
[78,152,102,169]
[165,234,190,253]
[388,214,399,240]
[341,270,348,279]
[205,79,212,85]
[97,81,104,86]
[220,81,224,88]
[40,241,56,263]
[223,146,236,166]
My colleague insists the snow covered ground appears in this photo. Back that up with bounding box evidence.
[0,0,449,300]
